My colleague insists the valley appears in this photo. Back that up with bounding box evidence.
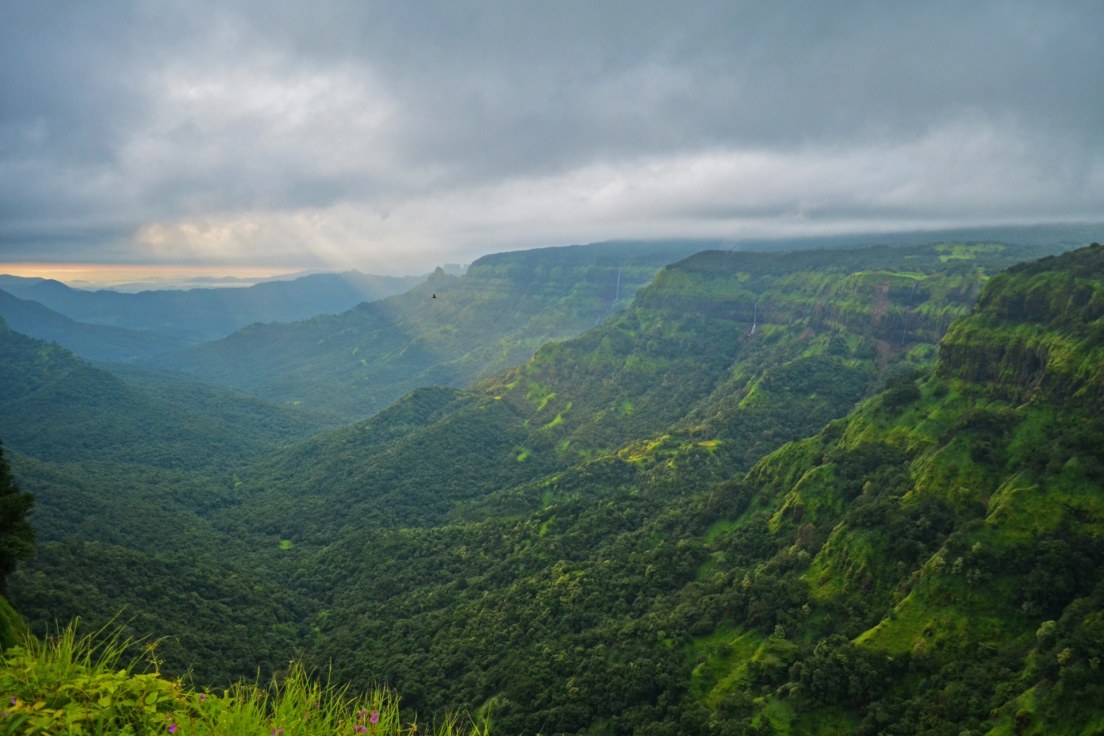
[1,238,1103,735]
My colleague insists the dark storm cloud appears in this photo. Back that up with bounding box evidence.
[1,0,1102,270]
[241,1,1103,170]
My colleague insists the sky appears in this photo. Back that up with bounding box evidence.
[1,0,1103,280]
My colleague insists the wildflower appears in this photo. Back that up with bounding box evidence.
[271,729,284,736]
[199,694,206,702]
[370,710,379,724]
[168,724,178,734]
[355,726,367,734]
[358,709,368,718]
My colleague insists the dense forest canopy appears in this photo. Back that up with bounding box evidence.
[1,239,1103,735]
[0,440,34,596]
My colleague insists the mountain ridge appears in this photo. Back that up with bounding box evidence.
[0,270,422,344]
[0,288,182,362]
[155,240,714,418]
[5,239,1103,734]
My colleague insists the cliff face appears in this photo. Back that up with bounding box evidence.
[637,245,991,344]
[154,242,1057,421]
[485,243,1045,467]
[937,243,1104,410]
[694,243,1104,734]
[212,243,1037,547]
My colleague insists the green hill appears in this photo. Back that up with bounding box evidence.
[482,243,1024,466]
[7,240,1102,734]
[674,243,1104,734]
[0,317,337,473]
[0,288,183,363]
[252,242,1100,734]
[205,243,1039,547]
[155,241,713,418]
[0,321,342,684]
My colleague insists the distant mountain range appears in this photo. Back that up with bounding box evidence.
[0,269,422,352]
[0,289,182,363]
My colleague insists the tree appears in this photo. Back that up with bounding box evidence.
[0,439,35,593]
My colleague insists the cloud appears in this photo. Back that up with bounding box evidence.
[122,60,405,210]
[2,1,1103,270]
[126,115,1104,273]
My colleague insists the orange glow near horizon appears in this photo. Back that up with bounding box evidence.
[0,262,305,288]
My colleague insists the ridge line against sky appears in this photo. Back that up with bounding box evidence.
[2,0,1103,277]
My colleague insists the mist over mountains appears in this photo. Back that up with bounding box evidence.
[0,270,421,356]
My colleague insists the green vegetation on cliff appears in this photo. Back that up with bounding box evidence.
[675,243,1104,734]
[4,239,1101,735]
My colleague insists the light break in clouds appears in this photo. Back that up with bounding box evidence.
[1,0,1103,275]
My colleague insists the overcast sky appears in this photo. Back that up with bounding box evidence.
[1,0,1102,276]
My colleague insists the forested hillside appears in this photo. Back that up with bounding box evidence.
[154,241,713,418]
[0,289,181,363]
[670,243,1104,734]
[0,318,336,473]
[282,244,1103,734]
[209,243,1042,546]
[4,240,1102,735]
[260,244,1103,735]
[0,319,339,683]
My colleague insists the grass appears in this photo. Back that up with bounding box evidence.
[934,242,1003,262]
[540,402,571,431]
[524,382,555,412]
[685,626,764,704]
[0,622,489,736]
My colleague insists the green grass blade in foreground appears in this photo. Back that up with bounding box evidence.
[0,621,489,735]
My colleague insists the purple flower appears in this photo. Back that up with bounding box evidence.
[168,724,178,734]
[358,709,368,718]
[271,729,284,736]
[355,727,367,734]
[370,710,379,724]
[198,694,206,702]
